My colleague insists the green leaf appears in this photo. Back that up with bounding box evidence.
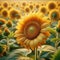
[40,45,56,52]
[51,38,60,43]
[7,48,32,60]
[8,32,14,38]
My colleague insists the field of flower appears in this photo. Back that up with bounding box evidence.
[0,0,60,60]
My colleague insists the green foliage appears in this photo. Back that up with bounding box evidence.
[51,49,60,60]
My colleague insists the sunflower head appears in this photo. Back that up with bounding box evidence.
[36,4,40,9]
[11,3,14,6]
[2,1,8,8]
[1,9,8,18]
[25,6,30,13]
[6,20,12,28]
[0,18,6,25]
[15,3,19,7]
[22,2,26,6]
[9,9,20,19]
[3,27,10,36]
[15,12,50,50]
[29,4,34,10]
[47,1,57,10]
[40,6,48,15]
[49,9,60,21]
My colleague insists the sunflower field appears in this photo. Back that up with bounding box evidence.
[0,0,60,60]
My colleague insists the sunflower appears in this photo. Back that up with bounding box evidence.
[47,1,57,10]
[2,1,8,8]
[35,4,40,9]
[3,27,10,36]
[6,20,12,28]
[40,6,48,15]
[29,4,34,10]
[9,8,20,19]
[22,1,26,6]
[11,3,14,6]
[15,12,50,50]
[1,9,8,18]
[0,18,6,25]
[24,6,30,13]
[49,9,60,21]
[15,3,19,8]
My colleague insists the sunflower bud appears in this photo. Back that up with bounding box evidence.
[6,20,12,28]
[3,28,10,36]
[2,1,8,8]
[0,18,6,25]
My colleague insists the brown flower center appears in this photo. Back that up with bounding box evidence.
[3,3,8,8]
[41,7,46,13]
[2,10,8,17]
[24,21,40,40]
[49,3,56,9]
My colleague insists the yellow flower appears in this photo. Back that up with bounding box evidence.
[35,4,40,9]
[24,6,30,13]
[0,18,6,25]
[22,1,27,6]
[49,9,60,21]
[29,4,34,10]
[9,8,20,19]
[40,6,48,15]
[47,1,57,10]
[1,9,8,18]
[15,12,50,50]
[2,1,9,8]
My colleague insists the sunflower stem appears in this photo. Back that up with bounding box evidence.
[55,32,59,49]
[35,48,38,60]
[6,37,10,54]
